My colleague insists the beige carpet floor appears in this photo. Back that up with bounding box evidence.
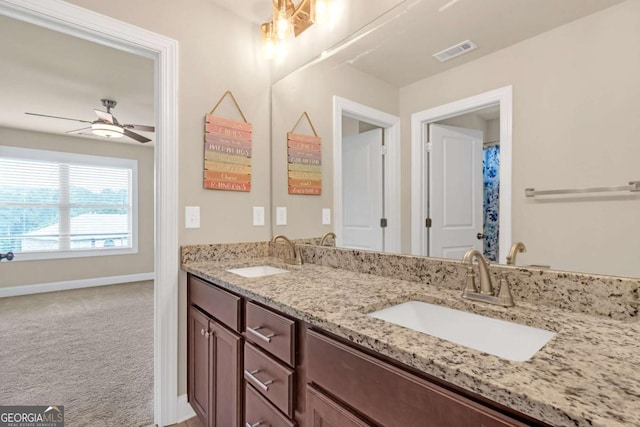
[0,281,154,427]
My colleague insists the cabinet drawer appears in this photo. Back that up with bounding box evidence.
[245,383,296,427]
[244,342,295,417]
[189,275,241,332]
[245,301,295,366]
[306,384,371,427]
[307,330,528,427]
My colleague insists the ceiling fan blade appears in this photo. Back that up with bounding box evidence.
[25,112,92,124]
[123,124,155,132]
[65,127,92,134]
[94,109,114,123]
[124,128,152,143]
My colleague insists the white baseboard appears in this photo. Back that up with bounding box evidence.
[0,272,155,298]
[177,394,196,423]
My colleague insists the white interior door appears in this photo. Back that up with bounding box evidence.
[342,128,384,251]
[427,124,483,259]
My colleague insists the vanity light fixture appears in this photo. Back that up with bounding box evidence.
[261,22,277,59]
[261,0,331,59]
[91,122,124,138]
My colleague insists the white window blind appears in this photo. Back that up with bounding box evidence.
[0,146,138,261]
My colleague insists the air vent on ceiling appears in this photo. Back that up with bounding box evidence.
[433,40,477,63]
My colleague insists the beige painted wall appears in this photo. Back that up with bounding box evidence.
[399,0,640,277]
[271,61,399,238]
[486,118,500,144]
[0,127,154,286]
[437,113,491,143]
[65,0,273,396]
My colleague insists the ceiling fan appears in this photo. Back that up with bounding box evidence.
[25,98,154,143]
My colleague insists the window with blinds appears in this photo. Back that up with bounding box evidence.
[0,146,138,261]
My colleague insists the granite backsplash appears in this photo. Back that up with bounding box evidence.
[181,240,640,321]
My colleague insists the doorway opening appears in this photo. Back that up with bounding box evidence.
[0,1,179,425]
[333,96,401,253]
[410,86,512,264]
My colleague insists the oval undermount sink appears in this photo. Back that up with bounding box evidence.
[226,265,289,278]
[368,301,556,362]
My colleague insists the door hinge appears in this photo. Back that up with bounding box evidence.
[425,217,432,228]
[425,142,432,152]
[380,145,387,155]
[380,218,388,228]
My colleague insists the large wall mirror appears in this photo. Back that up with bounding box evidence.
[271,0,640,279]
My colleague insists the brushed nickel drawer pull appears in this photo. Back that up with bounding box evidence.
[247,326,276,343]
[246,422,263,427]
[244,369,274,392]
[200,328,212,338]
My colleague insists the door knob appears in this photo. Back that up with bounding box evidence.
[0,252,14,261]
[476,233,485,240]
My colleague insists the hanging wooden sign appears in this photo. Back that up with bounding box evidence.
[204,91,252,192]
[288,112,321,195]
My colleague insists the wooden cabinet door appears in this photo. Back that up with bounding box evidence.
[307,385,371,427]
[210,319,243,427]
[188,306,211,426]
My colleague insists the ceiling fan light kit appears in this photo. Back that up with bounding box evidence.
[91,122,124,138]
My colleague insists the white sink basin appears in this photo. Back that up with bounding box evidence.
[369,301,556,362]
[226,265,289,278]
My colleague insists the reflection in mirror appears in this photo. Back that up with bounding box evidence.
[271,0,640,278]
[427,106,501,262]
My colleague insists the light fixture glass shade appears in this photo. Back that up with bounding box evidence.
[274,0,293,40]
[92,122,124,138]
[261,22,277,59]
[315,0,331,24]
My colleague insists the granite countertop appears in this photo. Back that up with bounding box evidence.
[183,257,640,427]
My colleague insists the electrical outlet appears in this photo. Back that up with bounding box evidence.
[185,206,200,229]
[276,207,287,225]
[322,208,331,225]
[253,206,265,226]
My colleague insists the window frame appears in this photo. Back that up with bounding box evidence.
[0,145,139,261]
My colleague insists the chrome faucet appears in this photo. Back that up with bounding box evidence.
[319,232,336,246]
[270,234,303,265]
[462,249,514,307]
[506,242,526,266]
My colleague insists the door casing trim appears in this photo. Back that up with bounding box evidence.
[0,1,179,425]
[410,86,512,263]
[333,96,401,253]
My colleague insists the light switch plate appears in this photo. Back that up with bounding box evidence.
[322,208,331,225]
[253,206,265,226]
[185,206,200,229]
[276,207,287,225]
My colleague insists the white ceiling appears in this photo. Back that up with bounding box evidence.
[0,15,155,146]
[321,0,625,87]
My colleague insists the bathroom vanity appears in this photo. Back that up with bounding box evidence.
[182,242,640,427]
[187,272,539,427]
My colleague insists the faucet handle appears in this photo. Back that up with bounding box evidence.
[463,266,478,294]
[496,276,515,307]
[290,244,303,265]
